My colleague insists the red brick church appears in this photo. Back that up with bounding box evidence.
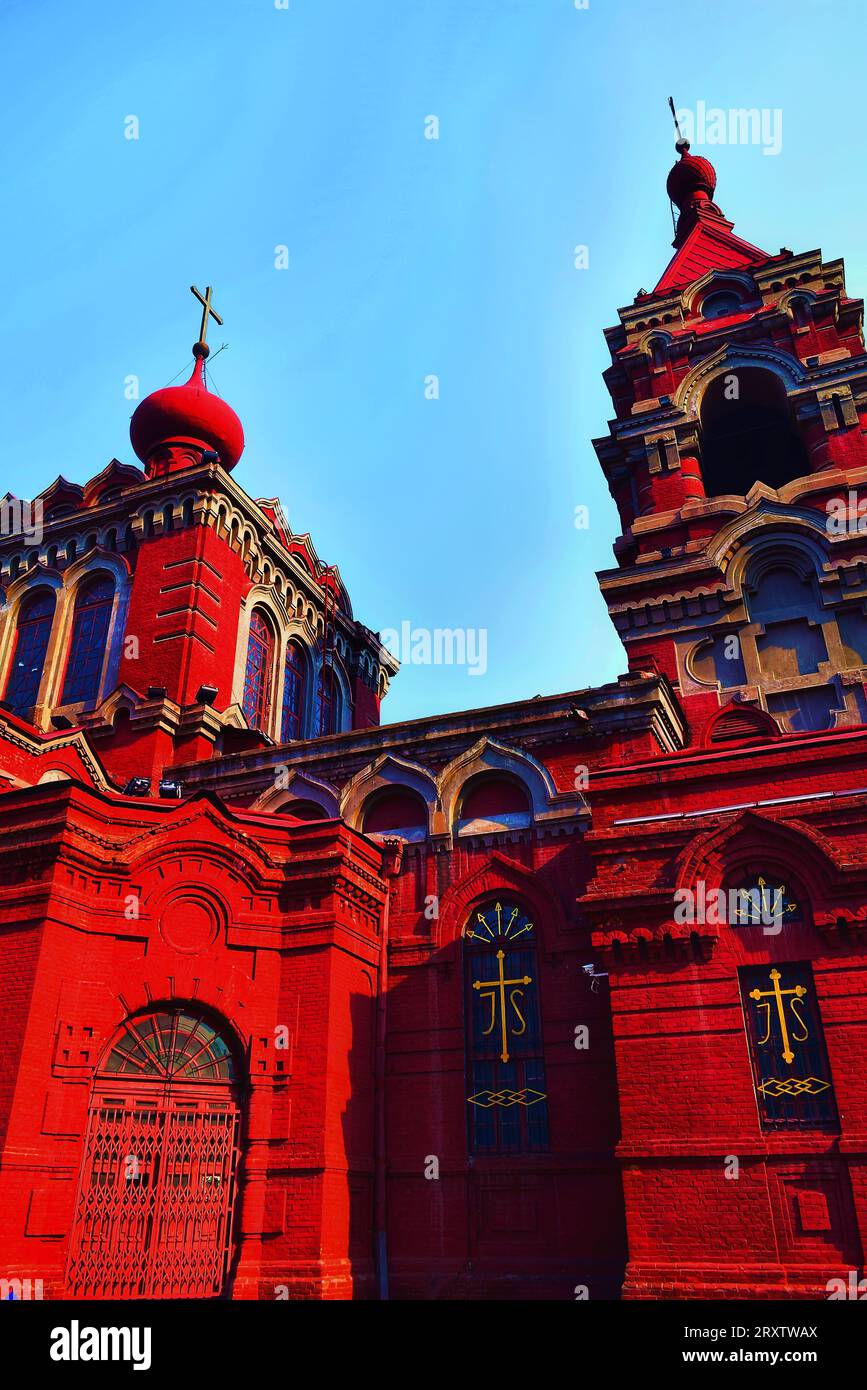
[2,140,867,1301]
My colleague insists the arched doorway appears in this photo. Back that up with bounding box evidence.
[66,1007,243,1299]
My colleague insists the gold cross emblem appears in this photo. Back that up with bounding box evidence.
[190,284,224,351]
[473,949,532,1063]
[749,968,808,1065]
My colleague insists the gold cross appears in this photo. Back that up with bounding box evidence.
[473,949,532,1063]
[190,285,224,349]
[749,968,807,1065]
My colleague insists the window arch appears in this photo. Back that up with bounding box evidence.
[699,367,809,497]
[464,900,549,1154]
[242,609,274,730]
[4,588,56,715]
[60,574,114,705]
[281,640,306,741]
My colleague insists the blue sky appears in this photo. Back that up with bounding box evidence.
[2,0,866,724]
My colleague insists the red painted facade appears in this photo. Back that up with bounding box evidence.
[2,147,867,1300]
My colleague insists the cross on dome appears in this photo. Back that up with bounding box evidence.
[129,285,244,476]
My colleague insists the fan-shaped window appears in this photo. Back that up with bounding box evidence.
[242,609,274,730]
[457,775,531,833]
[281,641,305,741]
[362,789,428,840]
[729,873,802,928]
[4,588,56,715]
[706,705,779,745]
[464,900,548,1154]
[699,368,809,497]
[102,1007,237,1082]
[60,574,114,705]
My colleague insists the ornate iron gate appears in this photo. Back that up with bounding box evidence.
[66,1008,242,1299]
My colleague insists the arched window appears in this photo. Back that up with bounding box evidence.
[701,289,741,320]
[281,641,305,741]
[648,336,667,370]
[457,775,532,834]
[242,609,274,730]
[789,296,811,328]
[4,588,56,715]
[362,789,428,840]
[282,799,329,821]
[60,575,114,705]
[699,367,809,497]
[315,664,339,736]
[464,900,549,1154]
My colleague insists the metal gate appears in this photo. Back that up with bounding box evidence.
[66,1008,242,1299]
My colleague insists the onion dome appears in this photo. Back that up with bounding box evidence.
[666,141,717,211]
[130,342,245,477]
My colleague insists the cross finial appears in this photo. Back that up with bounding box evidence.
[668,96,690,154]
[190,285,223,358]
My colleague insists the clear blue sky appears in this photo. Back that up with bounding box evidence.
[2,0,866,724]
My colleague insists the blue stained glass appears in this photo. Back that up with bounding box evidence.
[281,643,305,741]
[242,610,273,729]
[60,576,114,705]
[465,900,549,1154]
[5,589,55,715]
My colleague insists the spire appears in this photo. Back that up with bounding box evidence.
[666,97,722,247]
[652,101,769,294]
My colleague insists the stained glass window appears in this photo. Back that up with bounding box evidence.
[316,666,336,736]
[731,875,801,928]
[102,1008,237,1083]
[281,641,305,741]
[464,900,549,1154]
[60,575,114,705]
[242,609,274,730]
[739,963,837,1130]
[5,588,55,715]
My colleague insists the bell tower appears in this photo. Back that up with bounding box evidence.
[593,126,867,743]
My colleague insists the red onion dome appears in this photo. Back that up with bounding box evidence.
[666,145,717,211]
[130,348,244,471]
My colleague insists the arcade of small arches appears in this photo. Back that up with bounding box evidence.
[254,740,588,842]
[0,491,202,587]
